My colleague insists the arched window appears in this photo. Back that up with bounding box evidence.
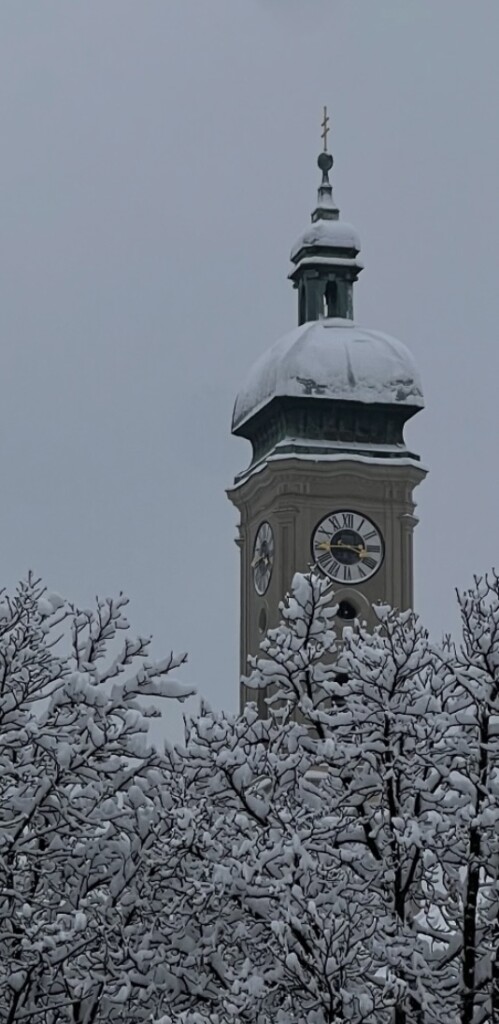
[299,285,307,325]
[336,600,357,621]
[324,280,338,318]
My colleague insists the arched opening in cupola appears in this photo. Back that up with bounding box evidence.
[299,284,307,325]
[323,279,338,318]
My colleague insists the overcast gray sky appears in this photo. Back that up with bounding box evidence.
[1,1,498,725]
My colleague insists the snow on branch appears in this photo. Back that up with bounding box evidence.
[2,570,499,1022]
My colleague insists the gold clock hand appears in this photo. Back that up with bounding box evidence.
[317,541,365,556]
[251,553,270,568]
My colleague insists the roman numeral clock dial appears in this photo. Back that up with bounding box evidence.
[312,510,384,584]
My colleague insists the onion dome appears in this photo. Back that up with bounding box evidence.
[233,319,423,433]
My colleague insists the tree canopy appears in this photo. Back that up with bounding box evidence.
[1,571,498,1023]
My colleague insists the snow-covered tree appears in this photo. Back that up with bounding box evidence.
[0,574,194,1022]
[238,571,499,1023]
[2,570,499,1023]
[440,575,499,1023]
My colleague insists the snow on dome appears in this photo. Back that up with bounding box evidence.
[232,319,424,432]
[290,219,361,261]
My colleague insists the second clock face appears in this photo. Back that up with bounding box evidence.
[312,510,384,585]
[252,521,275,595]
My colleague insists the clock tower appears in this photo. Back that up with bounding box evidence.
[228,123,426,710]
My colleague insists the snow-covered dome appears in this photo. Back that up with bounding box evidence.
[290,219,361,261]
[232,319,424,432]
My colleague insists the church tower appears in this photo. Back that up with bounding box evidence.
[228,116,426,708]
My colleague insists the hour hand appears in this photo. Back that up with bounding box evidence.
[317,540,365,556]
[251,553,268,568]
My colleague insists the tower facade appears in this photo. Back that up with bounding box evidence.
[228,132,426,710]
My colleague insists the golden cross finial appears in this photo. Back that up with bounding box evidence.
[321,106,330,152]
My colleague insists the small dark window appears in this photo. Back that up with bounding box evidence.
[258,607,268,635]
[333,671,348,708]
[334,672,349,686]
[299,285,307,325]
[336,600,357,621]
[324,280,338,318]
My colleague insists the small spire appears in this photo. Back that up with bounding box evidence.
[312,107,338,223]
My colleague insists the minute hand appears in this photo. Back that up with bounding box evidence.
[317,541,366,556]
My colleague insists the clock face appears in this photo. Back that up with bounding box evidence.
[312,510,384,585]
[252,521,274,595]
